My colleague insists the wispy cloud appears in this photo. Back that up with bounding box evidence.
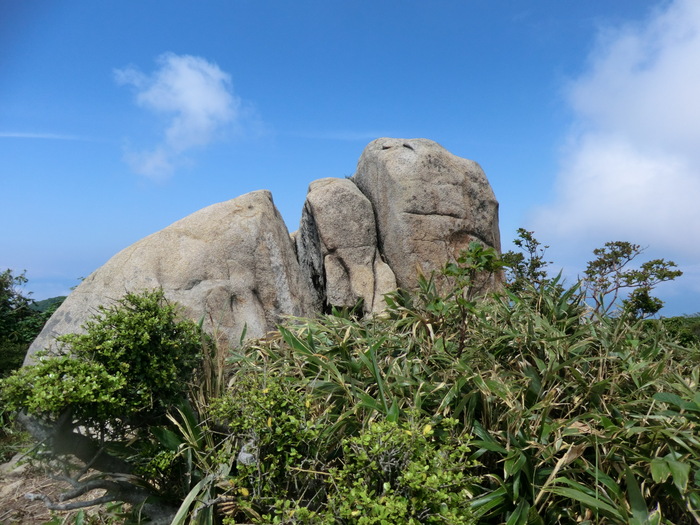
[532,0,700,262]
[0,132,94,141]
[115,53,245,180]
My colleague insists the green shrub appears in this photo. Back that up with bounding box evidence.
[0,340,29,378]
[209,369,329,521]
[204,239,697,524]
[659,314,700,347]
[0,289,208,521]
[1,289,204,433]
[206,374,479,524]
[318,418,478,524]
[0,269,62,377]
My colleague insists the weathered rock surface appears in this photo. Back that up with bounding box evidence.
[296,178,396,314]
[25,190,315,364]
[352,137,500,290]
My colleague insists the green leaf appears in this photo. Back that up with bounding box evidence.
[151,426,183,451]
[666,458,690,492]
[653,392,685,407]
[471,421,508,454]
[355,390,384,413]
[527,506,545,525]
[279,326,314,356]
[649,458,671,484]
[470,486,508,515]
[625,467,648,525]
[506,499,530,525]
[169,480,203,525]
[472,439,508,454]
[504,450,527,479]
[546,484,621,518]
[648,507,663,525]
[170,476,214,525]
[386,399,399,422]
[238,322,248,346]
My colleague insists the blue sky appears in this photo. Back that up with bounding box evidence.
[2,0,699,316]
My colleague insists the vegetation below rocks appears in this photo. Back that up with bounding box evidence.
[1,232,699,524]
[1,270,66,467]
[0,270,65,379]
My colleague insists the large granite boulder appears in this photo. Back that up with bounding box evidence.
[26,138,501,364]
[352,138,500,290]
[25,190,314,364]
[295,178,396,314]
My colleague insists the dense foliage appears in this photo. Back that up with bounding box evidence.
[0,289,208,520]
[1,235,698,524]
[2,289,204,433]
[185,240,695,525]
[0,269,63,377]
[0,269,64,462]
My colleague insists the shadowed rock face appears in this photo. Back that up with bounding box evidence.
[25,190,315,364]
[352,138,500,290]
[26,138,500,363]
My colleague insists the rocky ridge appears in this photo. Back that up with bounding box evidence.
[25,138,500,363]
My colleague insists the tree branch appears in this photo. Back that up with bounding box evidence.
[16,411,134,474]
[25,475,179,524]
[26,491,117,511]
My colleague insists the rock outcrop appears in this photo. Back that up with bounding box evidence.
[26,138,500,364]
[26,190,314,363]
[352,138,500,290]
[296,178,396,314]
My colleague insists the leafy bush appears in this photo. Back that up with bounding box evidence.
[0,269,61,377]
[659,314,700,347]
[185,238,696,524]
[209,368,329,520]
[173,367,480,524]
[0,289,208,520]
[318,418,478,524]
[0,269,63,461]
[2,289,203,432]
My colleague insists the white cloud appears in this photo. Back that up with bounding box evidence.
[115,53,242,180]
[536,134,700,251]
[533,0,700,261]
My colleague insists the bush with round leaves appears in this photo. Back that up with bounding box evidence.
[1,288,205,434]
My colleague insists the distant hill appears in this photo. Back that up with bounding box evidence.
[30,296,66,313]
